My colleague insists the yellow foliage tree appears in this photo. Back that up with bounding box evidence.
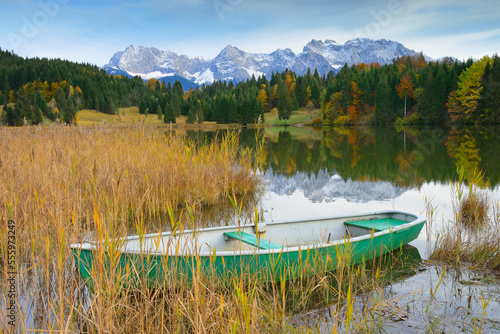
[8,90,15,103]
[146,78,159,91]
[447,57,491,122]
[51,83,59,97]
[41,81,51,101]
[75,86,83,96]
[257,89,268,112]
[285,73,293,88]
[306,86,312,102]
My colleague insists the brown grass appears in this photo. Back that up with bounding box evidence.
[0,124,257,248]
[459,194,489,227]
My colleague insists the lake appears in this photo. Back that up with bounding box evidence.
[187,125,500,332]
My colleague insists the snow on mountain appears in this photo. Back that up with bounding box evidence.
[104,39,429,86]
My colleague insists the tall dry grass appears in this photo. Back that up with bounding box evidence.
[0,124,415,333]
[0,124,256,331]
[0,124,256,246]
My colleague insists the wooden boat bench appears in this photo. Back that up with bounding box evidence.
[223,231,283,250]
[344,218,407,237]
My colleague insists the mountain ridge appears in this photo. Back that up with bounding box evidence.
[104,38,430,86]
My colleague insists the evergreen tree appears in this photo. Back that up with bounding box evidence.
[156,104,162,119]
[173,80,184,100]
[479,55,500,123]
[34,91,49,117]
[277,81,292,124]
[186,107,196,124]
[139,100,147,114]
[64,96,77,124]
[32,104,43,124]
[12,88,30,125]
[164,102,176,124]
[310,80,321,107]
[5,105,15,126]
[55,87,67,118]
[374,75,392,124]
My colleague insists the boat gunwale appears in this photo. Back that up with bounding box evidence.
[70,210,425,257]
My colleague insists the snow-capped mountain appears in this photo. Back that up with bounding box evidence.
[104,38,428,86]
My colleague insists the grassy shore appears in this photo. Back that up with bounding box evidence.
[264,107,323,126]
[75,106,323,128]
[77,107,187,126]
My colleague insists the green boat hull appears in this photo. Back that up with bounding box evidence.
[71,215,425,290]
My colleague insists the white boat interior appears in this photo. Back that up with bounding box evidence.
[71,211,424,257]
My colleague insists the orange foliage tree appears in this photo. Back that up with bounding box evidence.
[396,72,414,118]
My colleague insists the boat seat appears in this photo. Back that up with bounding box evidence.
[223,231,282,250]
[344,218,407,232]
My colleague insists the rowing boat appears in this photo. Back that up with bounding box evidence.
[71,210,425,289]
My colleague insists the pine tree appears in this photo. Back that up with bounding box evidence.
[310,80,321,107]
[156,104,162,119]
[139,100,147,114]
[32,105,43,124]
[277,81,292,125]
[164,102,176,124]
[63,96,77,124]
[12,88,30,125]
[374,75,392,124]
[186,107,196,124]
[479,55,500,123]
[5,105,15,126]
[55,87,67,119]
[173,81,184,100]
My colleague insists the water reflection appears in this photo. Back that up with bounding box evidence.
[248,126,500,189]
[287,245,423,328]
[185,125,499,228]
[262,169,407,203]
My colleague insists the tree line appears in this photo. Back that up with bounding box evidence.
[321,54,500,125]
[1,47,499,126]
[0,48,144,125]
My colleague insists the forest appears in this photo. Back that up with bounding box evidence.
[1,48,499,126]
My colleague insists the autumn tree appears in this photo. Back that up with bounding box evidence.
[447,57,490,123]
[396,72,414,118]
[256,86,268,112]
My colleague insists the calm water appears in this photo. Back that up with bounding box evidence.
[187,126,500,251]
[188,125,500,332]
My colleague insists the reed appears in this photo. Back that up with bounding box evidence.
[0,124,415,333]
[430,168,500,271]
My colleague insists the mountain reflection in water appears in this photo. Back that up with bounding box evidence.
[263,169,407,203]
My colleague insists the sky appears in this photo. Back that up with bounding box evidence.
[1,0,499,66]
